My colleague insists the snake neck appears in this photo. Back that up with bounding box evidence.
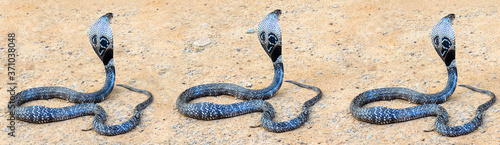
[428,60,457,104]
[231,56,284,100]
[252,59,284,100]
[86,59,116,103]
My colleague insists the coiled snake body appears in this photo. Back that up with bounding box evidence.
[8,13,153,136]
[176,10,322,133]
[350,14,496,137]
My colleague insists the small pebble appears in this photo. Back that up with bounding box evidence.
[193,38,211,47]
[334,5,338,8]
[246,83,252,88]
[246,29,255,34]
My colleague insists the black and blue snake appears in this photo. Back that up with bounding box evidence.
[176,9,323,133]
[8,13,153,136]
[350,14,496,137]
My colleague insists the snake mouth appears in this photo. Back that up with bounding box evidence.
[445,14,455,20]
[103,13,113,20]
[271,9,281,16]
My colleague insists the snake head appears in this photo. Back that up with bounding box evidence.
[431,14,455,66]
[89,13,114,65]
[258,9,282,63]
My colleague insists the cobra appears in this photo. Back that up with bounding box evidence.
[350,14,496,137]
[9,13,154,136]
[176,9,323,133]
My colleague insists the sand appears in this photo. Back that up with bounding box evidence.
[1,0,499,144]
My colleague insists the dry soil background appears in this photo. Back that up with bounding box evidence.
[1,0,499,144]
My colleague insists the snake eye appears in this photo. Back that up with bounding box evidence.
[268,33,277,45]
[440,37,451,56]
[259,32,266,42]
[267,33,278,52]
[442,37,451,49]
[98,36,109,55]
[100,36,109,49]
[433,36,439,47]
[92,35,98,46]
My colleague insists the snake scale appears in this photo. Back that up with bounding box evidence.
[176,9,323,133]
[350,14,496,137]
[8,13,154,136]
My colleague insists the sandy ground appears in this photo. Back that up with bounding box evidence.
[1,0,499,144]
